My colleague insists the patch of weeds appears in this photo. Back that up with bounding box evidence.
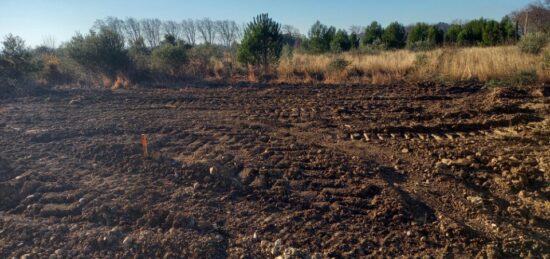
[414,53,429,67]
[328,58,350,72]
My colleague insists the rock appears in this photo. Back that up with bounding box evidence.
[401,148,410,154]
[363,133,370,141]
[209,166,217,175]
[193,182,200,189]
[467,196,483,205]
[20,254,33,259]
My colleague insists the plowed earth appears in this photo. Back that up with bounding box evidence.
[0,83,548,258]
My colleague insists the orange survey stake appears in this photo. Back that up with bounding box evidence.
[141,134,149,157]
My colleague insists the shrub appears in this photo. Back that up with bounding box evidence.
[518,33,548,54]
[237,14,283,74]
[513,69,538,86]
[542,51,550,70]
[65,29,129,80]
[409,40,437,52]
[414,53,429,67]
[151,39,188,76]
[187,44,223,77]
[306,69,325,81]
[1,34,37,78]
[329,58,350,71]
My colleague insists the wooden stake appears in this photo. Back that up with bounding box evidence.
[141,134,149,158]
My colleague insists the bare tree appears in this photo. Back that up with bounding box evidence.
[349,25,364,35]
[216,20,241,46]
[93,17,125,36]
[123,17,143,45]
[42,35,57,49]
[282,25,300,37]
[511,1,550,34]
[163,20,183,40]
[181,19,197,45]
[197,18,216,44]
[141,18,162,47]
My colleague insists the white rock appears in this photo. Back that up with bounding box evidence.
[209,167,217,175]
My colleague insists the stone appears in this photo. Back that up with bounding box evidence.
[401,148,410,154]
[363,133,370,141]
[467,196,483,205]
[209,166,217,175]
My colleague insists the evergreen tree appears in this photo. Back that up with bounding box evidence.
[362,21,384,45]
[330,30,351,52]
[237,14,283,74]
[382,22,407,49]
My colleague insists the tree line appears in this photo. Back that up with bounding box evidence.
[92,17,243,47]
[0,0,549,94]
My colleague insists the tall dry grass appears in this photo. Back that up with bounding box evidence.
[277,45,550,85]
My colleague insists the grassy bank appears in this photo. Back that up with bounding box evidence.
[276,46,550,85]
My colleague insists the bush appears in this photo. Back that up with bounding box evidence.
[542,51,550,70]
[187,44,224,77]
[1,34,37,78]
[151,40,188,76]
[328,58,350,71]
[513,70,538,86]
[517,33,548,54]
[409,41,437,52]
[414,53,429,67]
[65,29,129,80]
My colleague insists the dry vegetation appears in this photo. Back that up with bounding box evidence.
[277,45,550,85]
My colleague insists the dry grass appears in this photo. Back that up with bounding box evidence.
[276,45,550,85]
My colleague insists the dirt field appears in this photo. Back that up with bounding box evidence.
[0,83,548,258]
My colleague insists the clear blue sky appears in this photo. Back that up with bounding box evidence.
[0,0,533,46]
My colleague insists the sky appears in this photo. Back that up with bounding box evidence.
[0,0,534,47]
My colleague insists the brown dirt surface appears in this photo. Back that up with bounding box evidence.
[0,83,548,258]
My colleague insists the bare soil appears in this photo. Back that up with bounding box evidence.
[0,83,548,258]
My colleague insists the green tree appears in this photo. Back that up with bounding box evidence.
[382,22,407,49]
[1,34,35,77]
[500,16,517,43]
[445,24,462,44]
[151,35,188,76]
[349,32,359,49]
[362,21,384,45]
[237,13,283,74]
[65,29,129,79]
[407,23,430,47]
[330,30,351,52]
[305,21,336,53]
[427,26,444,45]
[482,20,503,46]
